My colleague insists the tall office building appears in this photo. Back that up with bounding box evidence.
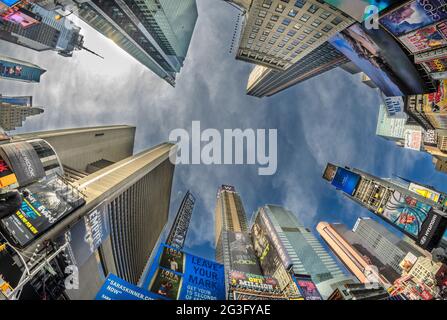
[0,54,46,83]
[0,95,44,131]
[228,0,353,71]
[214,185,248,262]
[55,0,199,86]
[317,221,392,286]
[247,41,349,97]
[7,126,176,299]
[0,3,85,57]
[322,163,447,252]
[251,205,355,299]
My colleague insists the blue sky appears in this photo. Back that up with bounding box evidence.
[1,1,446,266]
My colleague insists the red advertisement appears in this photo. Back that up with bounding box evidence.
[399,22,447,53]
[422,57,447,73]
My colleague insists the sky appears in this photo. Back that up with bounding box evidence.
[1,0,446,266]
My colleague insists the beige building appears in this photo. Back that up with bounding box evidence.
[0,97,43,132]
[230,0,353,70]
[11,126,176,299]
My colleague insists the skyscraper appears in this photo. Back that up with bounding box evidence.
[228,0,353,71]
[5,126,176,299]
[0,54,46,83]
[251,205,355,299]
[67,0,198,86]
[322,163,447,252]
[0,3,85,57]
[246,42,349,97]
[0,95,44,131]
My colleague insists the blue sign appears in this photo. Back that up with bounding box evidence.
[142,243,225,300]
[0,0,20,7]
[331,167,361,196]
[95,274,159,300]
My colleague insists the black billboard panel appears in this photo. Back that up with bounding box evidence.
[227,231,262,275]
[417,209,447,251]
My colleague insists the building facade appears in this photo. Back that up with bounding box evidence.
[0,54,46,83]
[246,41,349,97]
[229,0,353,71]
[49,0,199,86]
[322,163,447,252]
[0,95,44,131]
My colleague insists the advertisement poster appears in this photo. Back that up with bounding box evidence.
[424,129,438,145]
[408,183,441,202]
[96,274,158,300]
[65,204,110,267]
[329,23,426,96]
[422,57,447,73]
[323,0,400,22]
[292,275,323,300]
[417,209,447,250]
[377,190,432,238]
[380,0,447,37]
[0,176,85,247]
[380,93,406,118]
[0,141,45,187]
[143,243,225,300]
[399,22,447,53]
[228,231,262,274]
[0,156,17,188]
[423,79,447,113]
[252,209,292,276]
[404,129,423,151]
[229,270,278,292]
[331,167,361,195]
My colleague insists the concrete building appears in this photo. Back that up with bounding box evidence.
[0,3,85,57]
[40,0,199,86]
[0,96,43,131]
[246,41,349,97]
[228,0,353,71]
[252,205,355,299]
[327,282,390,300]
[0,55,46,83]
[11,126,176,299]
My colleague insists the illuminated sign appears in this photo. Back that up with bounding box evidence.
[331,167,361,196]
[229,270,279,292]
[398,22,447,53]
[323,0,400,22]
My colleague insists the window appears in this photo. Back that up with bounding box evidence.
[282,18,291,26]
[320,11,331,19]
[272,32,280,39]
[263,31,270,36]
[293,23,302,30]
[322,24,333,32]
[283,36,291,42]
[259,36,267,42]
[249,33,256,39]
[270,15,279,22]
[288,9,298,17]
[311,19,322,27]
[278,42,285,48]
[308,4,319,14]
[294,0,306,8]
[255,18,263,26]
[259,10,267,18]
[303,27,313,34]
[300,14,310,22]
[314,32,323,38]
[276,4,285,13]
[266,22,275,29]
[287,30,297,36]
[277,26,285,33]
[262,0,272,9]
[332,16,343,25]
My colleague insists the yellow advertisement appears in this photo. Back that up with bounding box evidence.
[409,183,440,203]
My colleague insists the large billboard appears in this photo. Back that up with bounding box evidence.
[0,141,45,187]
[404,129,423,151]
[398,21,447,53]
[96,274,158,300]
[329,23,426,96]
[292,274,323,300]
[417,209,447,250]
[228,231,262,274]
[423,79,447,113]
[323,0,400,22]
[229,270,279,292]
[376,190,432,238]
[0,176,85,247]
[331,167,361,196]
[409,183,441,202]
[0,155,17,189]
[380,0,447,37]
[251,209,292,276]
[142,243,225,300]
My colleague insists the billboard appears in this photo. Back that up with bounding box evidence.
[251,209,292,276]
[423,79,447,113]
[96,274,158,300]
[323,1,400,22]
[2,7,41,28]
[0,176,85,247]
[0,141,45,187]
[229,270,279,292]
[409,183,441,202]
[404,129,423,151]
[63,204,110,267]
[377,190,432,238]
[233,291,285,300]
[398,21,447,53]
[228,231,262,274]
[417,209,447,250]
[329,23,426,96]
[0,156,17,189]
[292,275,323,300]
[331,167,361,196]
[422,57,447,73]
[380,0,447,37]
[143,243,225,300]
[399,252,418,272]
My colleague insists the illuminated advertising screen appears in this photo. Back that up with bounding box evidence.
[377,190,432,238]
[380,0,447,37]
[399,21,447,53]
[331,167,361,196]
[142,243,225,300]
[0,0,20,7]
[408,183,441,202]
[323,0,401,22]
[96,274,158,300]
[2,8,41,28]
[0,176,85,247]
[404,129,423,151]
[228,231,262,274]
[292,275,323,300]
[422,57,447,73]
[251,209,292,276]
[417,209,447,250]
[0,156,17,188]
[229,270,279,292]
[329,23,426,96]
[423,79,447,113]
